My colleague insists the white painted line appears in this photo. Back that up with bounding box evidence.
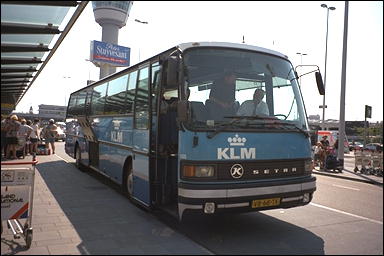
[310,202,383,225]
[54,154,69,163]
[332,184,360,191]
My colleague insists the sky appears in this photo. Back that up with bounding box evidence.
[15,1,383,122]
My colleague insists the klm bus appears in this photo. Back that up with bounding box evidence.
[65,42,325,220]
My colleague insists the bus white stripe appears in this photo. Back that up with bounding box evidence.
[178,181,316,199]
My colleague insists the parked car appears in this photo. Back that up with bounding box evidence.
[349,141,363,151]
[363,143,383,152]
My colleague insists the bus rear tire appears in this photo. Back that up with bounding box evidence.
[123,162,133,199]
[75,145,86,172]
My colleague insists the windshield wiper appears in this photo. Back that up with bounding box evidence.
[206,116,273,139]
[206,116,309,139]
[271,121,310,138]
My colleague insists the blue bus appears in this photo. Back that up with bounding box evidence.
[65,42,325,220]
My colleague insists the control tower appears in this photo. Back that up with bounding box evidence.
[92,1,133,79]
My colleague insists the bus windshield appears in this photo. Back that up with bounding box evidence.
[183,48,308,131]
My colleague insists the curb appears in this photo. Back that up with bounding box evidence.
[313,170,383,186]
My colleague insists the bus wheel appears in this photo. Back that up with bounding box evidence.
[124,164,133,198]
[75,145,85,171]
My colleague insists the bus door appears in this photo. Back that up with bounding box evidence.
[155,57,179,207]
[132,65,151,206]
[76,89,98,167]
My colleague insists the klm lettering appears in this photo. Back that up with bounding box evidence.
[111,131,123,143]
[217,148,256,160]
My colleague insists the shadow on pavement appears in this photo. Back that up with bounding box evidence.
[26,159,210,255]
[171,212,325,255]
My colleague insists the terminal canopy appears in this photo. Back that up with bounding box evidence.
[1,1,88,115]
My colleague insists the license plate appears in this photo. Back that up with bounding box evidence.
[251,198,280,208]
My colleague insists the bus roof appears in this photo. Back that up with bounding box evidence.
[177,42,288,59]
[70,42,289,95]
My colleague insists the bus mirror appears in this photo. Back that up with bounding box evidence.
[177,100,188,123]
[315,72,325,95]
[165,56,179,88]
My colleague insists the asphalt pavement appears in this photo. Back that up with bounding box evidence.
[1,149,382,255]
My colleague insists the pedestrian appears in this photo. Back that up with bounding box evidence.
[1,116,10,159]
[30,118,40,154]
[42,119,58,154]
[320,135,330,148]
[5,114,21,159]
[313,142,323,167]
[18,118,33,156]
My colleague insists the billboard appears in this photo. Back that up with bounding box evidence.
[90,40,130,66]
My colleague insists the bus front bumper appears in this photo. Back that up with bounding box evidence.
[177,176,316,219]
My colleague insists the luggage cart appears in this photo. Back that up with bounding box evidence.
[354,150,363,172]
[1,156,38,249]
[361,151,372,175]
[371,152,383,177]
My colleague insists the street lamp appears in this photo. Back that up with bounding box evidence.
[134,19,148,24]
[134,18,149,62]
[296,52,307,86]
[63,76,71,106]
[320,3,336,130]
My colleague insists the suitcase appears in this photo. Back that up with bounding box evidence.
[16,148,25,158]
[325,154,340,171]
[36,144,51,155]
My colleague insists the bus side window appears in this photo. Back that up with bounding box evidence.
[67,94,78,118]
[105,74,129,115]
[90,82,108,116]
[134,66,149,129]
[126,71,137,114]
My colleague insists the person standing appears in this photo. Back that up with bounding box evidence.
[18,118,33,156]
[30,119,40,154]
[5,114,21,159]
[1,116,10,159]
[42,119,58,154]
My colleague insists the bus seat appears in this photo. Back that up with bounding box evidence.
[190,101,208,121]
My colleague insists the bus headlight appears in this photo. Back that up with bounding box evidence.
[183,165,215,178]
[304,160,313,174]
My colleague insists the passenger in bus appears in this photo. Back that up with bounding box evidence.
[237,88,269,116]
[207,70,238,119]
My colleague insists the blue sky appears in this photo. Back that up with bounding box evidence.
[15,1,383,122]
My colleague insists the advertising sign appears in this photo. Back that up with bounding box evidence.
[1,186,30,220]
[90,40,130,66]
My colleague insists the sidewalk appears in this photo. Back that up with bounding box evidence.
[1,154,212,255]
[312,152,383,186]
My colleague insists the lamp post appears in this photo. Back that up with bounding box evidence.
[63,76,71,106]
[320,3,336,130]
[296,52,307,86]
[134,18,149,62]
